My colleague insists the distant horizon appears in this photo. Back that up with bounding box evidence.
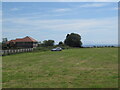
[2,36,118,47]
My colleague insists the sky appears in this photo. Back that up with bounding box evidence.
[2,2,118,46]
[0,2,1,42]
[2,0,120,2]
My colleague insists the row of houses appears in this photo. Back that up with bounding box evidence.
[4,36,38,48]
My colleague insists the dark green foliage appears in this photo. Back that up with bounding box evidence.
[2,43,9,50]
[64,33,82,47]
[2,43,17,49]
[58,41,64,46]
[2,38,8,49]
[42,40,55,47]
[2,38,8,44]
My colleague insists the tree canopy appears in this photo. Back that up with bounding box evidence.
[58,41,64,46]
[43,40,55,46]
[64,33,82,47]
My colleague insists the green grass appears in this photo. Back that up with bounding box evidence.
[2,48,118,88]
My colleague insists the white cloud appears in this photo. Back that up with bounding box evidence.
[113,7,118,10]
[3,17,118,44]
[3,17,117,34]
[53,8,71,12]
[112,7,120,10]
[79,3,108,8]
[10,8,19,11]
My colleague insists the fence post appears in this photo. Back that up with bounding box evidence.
[18,49,20,53]
[3,51,4,56]
[2,50,4,55]
[8,50,10,55]
[11,50,13,54]
[4,50,7,55]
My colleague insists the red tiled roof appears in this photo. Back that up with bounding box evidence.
[7,36,37,44]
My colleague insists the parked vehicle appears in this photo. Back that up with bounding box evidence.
[51,47,62,51]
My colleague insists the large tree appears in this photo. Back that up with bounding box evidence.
[64,33,82,47]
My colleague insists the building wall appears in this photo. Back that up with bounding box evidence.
[16,42,38,48]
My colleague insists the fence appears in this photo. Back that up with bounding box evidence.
[0,48,34,56]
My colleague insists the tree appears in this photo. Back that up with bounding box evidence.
[43,40,54,46]
[2,38,8,44]
[2,38,8,49]
[58,41,64,46]
[64,33,82,47]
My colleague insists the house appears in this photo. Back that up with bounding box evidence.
[6,36,38,48]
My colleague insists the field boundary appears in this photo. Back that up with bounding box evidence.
[1,48,34,56]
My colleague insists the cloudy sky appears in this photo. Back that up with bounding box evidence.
[2,2,118,45]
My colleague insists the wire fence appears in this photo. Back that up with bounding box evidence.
[0,48,34,56]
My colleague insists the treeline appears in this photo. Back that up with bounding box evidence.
[38,33,82,47]
[38,40,64,47]
[2,33,82,49]
[84,45,117,48]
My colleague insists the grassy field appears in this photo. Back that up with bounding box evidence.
[2,48,118,88]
